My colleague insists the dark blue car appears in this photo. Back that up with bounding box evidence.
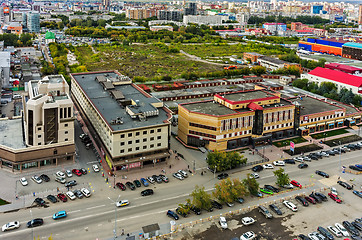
[140,178,149,187]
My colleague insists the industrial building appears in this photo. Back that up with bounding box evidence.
[0,75,76,172]
[342,42,362,61]
[70,71,172,171]
[325,63,362,76]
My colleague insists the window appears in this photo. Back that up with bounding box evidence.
[143,146,147,149]
[65,138,68,141]
[143,131,147,135]
[38,142,41,145]
[128,133,132,137]
[136,139,140,143]
[38,127,41,131]
[65,124,68,127]
[65,131,68,134]
[121,134,125,138]
[150,137,154,141]
[136,132,140,136]
[150,130,154,134]
[60,108,63,118]
[120,150,124,153]
[157,128,161,132]
[143,138,147,142]
[136,147,139,151]
[120,142,125,146]
[157,143,161,147]
[150,144,154,148]
[38,135,41,138]
[128,141,132,144]
[128,148,132,152]
[157,136,161,140]
[54,150,57,155]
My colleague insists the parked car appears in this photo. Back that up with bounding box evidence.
[217,173,229,180]
[53,211,67,220]
[212,200,223,209]
[72,169,82,177]
[352,221,362,232]
[263,164,274,169]
[315,170,329,178]
[55,176,66,184]
[116,182,126,191]
[295,196,309,207]
[92,164,99,172]
[349,165,362,171]
[337,180,352,190]
[65,180,77,188]
[47,195,58,203]
[159,175,169,183]
[252,165,264,172]
[240,231,256,240]
[66,191,76,200]
[154,175,163,183]
[172,173,184,180]
[283,200,298,212]
[343,221,360,236]
[330,187,338,196]
[335,223,350,237]
[133,179,142,187]
[328,193,342,203]
[34,198,46,206]
[40,174,50,182]
[167,210,179,220]
[284,159,296,164]
[125,181,136,190]
[282,184,294,189]
[309,232,326,240]
[73,189,83,199]
[293,157,304,163]
[260,188,274,195]
[315,192,328,201]
[31,175,42,184]
[290,180,302,188]
[305,196,316,204]
[258,205,273,219]
[317,226,334,240]
[27,218,43,228]
[189,205,201,215]
[269,204,282,215]
[219,216,228,229]
[141,189,154,196]
[140,178,149,187]
[57,193,67,202]
[353,190,362,198]
[2,221,20,232]
[20,177,28,186]
[273,161,285,166]
[80,168,87,175]
[327,225,342,238]
[65,170,72,178]
[298,234,311,240]
[241,217,256,225]
[177,170,188,178]
[80,188,91,198]
[309,193,323,203]
[298,163,309,169]
[176,207,188,217]
[319,151,329,157]
[249,173,259,179]
[264,185,280,193]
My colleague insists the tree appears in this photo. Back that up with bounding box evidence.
[213,178,247,203]
[273,168,290,187]
[190,185,212,210]
[177,203,190,215]
[243,174,259,195]
[207,151,246,172]
[228,151,247,169]
[230,178,248,199]
[292,78,308,89]
[251,66,266,76]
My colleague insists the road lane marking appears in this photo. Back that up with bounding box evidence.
[86,204,105,210]
[115,209,169,222]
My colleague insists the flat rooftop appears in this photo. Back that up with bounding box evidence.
[0,118,26,149]
[182,101,239,116]
[72,72,170,132]
[291,96,343,115]
[222,90,275,103]
[299,53,362,69]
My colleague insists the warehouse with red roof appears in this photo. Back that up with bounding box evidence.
[301,67,362,95]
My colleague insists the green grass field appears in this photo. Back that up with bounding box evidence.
[273,137,307,148]
[0,198,10,206]
[310,129,349,139]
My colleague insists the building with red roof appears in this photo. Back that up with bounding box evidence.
[301,67,362,94]
[325,63,362,76]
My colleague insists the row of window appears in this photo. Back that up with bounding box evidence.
[264,110,292,123]
[120,128,162,138]
[223,130,252,139]
[189,130,216,139]
[59,107,72,119]
[120,143,162,153]
[189,122,216,131]
[301,113,344,124]
[221,116,253,131]
[264,122,293,131]
[120,136,162,146]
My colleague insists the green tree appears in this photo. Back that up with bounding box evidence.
[292,78,308,89]
[190,185,212,210]
[242,174,259,195]
[273,168,290,187]
[213,178,234,203]
[251,66,266,76]
[177,203,190,215]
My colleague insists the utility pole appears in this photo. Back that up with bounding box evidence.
[30,210,34,240]
[108,195,121,240]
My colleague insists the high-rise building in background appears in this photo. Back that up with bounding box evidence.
[26,11,40,33]
[358,5,362,25]
[311,5,323,14]
[102,0,110,10]
[184,2,197,16]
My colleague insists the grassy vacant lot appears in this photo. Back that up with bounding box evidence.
[310,129,349,139]
[76,44,221,79]
[273,137,307,148]
[0,198,9,205]
[283,144,322,155]
[325,135,362,147]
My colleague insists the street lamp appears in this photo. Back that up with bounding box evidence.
[324,133,326,143]
[333,141,342,172]
[30,209,34,240]
[108,195,121,240]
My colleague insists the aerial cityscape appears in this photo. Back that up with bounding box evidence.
[0,0,362,239]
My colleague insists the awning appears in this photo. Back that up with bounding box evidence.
[328,123,334,126]
[299,127,307,131]
[317,123,325,126]
[350,121,355,124]
[327,121,335,124]
[338,121,343,124]
[346,118,352,121]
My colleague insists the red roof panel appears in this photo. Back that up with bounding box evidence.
[308,67,362,87]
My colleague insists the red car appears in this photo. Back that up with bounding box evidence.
[72,169,82,177]
[57,193,68,202]
[116,182,126,191]
[328,193,342,203]
[304,196,316,204]
[290,180,302,188]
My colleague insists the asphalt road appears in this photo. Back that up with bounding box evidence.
[1,149,361,240]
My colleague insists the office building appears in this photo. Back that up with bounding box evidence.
[342,42,362,61]
[26,11,40,33]
[102,0,110,10]
[157,10,183,21]
[311,5,323,14]
[0,75,75,172]
[184,2,197,16]
[71,71,172,171]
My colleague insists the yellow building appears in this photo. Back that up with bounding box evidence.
[178,89,295,151]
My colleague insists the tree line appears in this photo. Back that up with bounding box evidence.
[0,33,33,47]
[248,15,330,25]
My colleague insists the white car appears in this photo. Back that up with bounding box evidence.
[319,151,329,157]
[263,164,274,169]
[327,225,342,237]
[307,233,319,240]
[92,164,99,172]
[65,170,72,178]
[335,223,349,237]
[249,173,259,179]
[80,188,91,198]
[330,187,338,196]
[116,200,129,207]
[241,217,255,226]
[302,156,311,162]
[2,221,20,232]
[56,171,65,178]
[219,217,228,229]
[20,177,28,186]
[66,191,76,200]
[177,170,188,178]
[240,231,256,240]
[31,175,42,184]
[341,146,351,152]
[283,184,294,189]
[283,201,298,212]
[273,161,285,166]
[172,173,184,180]
[293,157,304,163]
